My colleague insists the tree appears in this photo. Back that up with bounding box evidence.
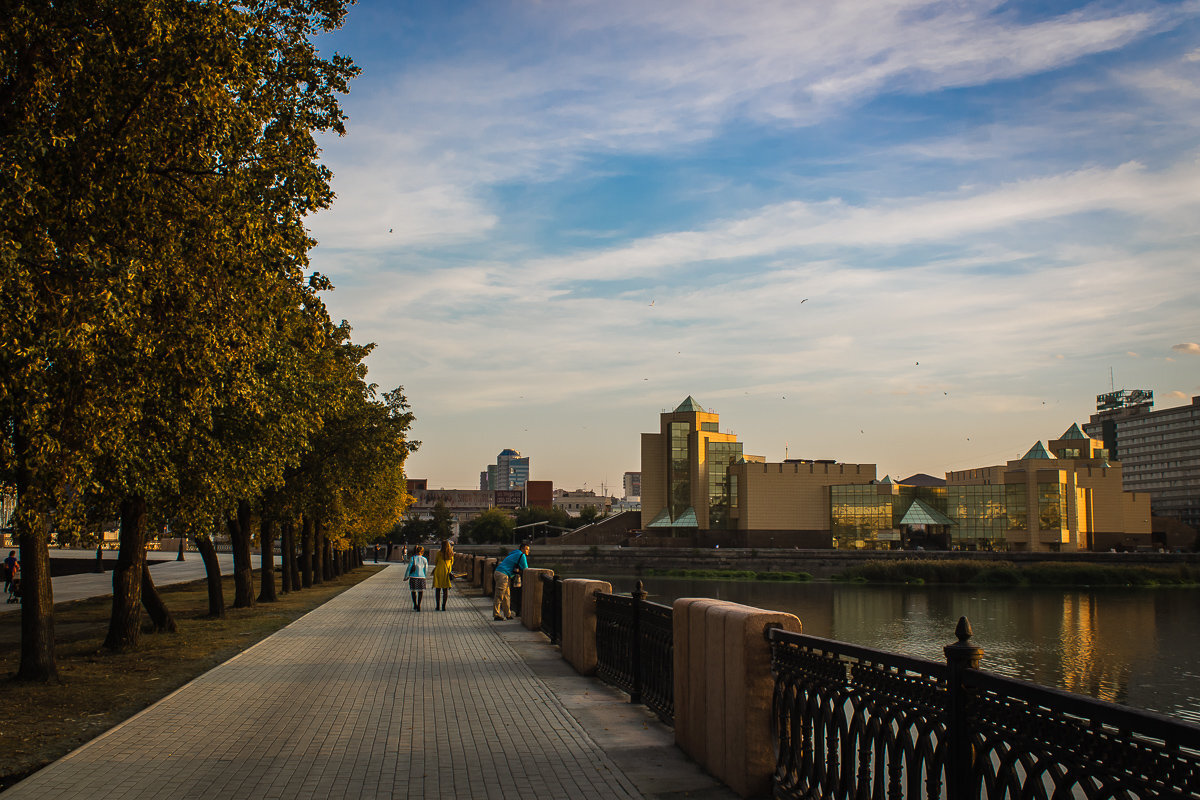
[0,0,359,664]
[462,508,516,544]
[431,502,453,542]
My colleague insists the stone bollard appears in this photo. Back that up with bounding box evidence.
[672,598,801,798]
[483,558,498,596]
[520,568,555,630]
[561,579,611,675]
[472,557,483,587]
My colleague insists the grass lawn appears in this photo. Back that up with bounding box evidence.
[0,565,384,791]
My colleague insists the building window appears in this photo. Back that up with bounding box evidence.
[670,422,690,522]
[1037,482,1066,530]
[706,440,742,529]
[1006,484,1027,530]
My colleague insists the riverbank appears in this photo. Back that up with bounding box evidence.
[457,543,1200,580]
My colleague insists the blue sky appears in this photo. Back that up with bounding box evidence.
[307,0,1200,492]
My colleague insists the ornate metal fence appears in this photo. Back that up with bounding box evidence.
[539,573,563,645]
[595,583,674,724]
[768,618,1200,800]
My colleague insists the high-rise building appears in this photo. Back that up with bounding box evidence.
[1084,392,1200,529]
[622,471,641,501]
[481,449,530,491]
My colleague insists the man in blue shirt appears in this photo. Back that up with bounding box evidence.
[492,543,529,621]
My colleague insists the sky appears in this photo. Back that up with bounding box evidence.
[306,0,1200,492]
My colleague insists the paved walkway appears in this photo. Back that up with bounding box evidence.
[5,565,736,799]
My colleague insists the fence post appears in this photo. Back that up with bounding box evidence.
[630,580,647,705]
[943,616,984,800]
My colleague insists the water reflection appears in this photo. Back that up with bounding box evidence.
[598,576,1200,723]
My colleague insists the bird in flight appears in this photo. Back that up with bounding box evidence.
[388,228,393,233]
[801,298,808,304]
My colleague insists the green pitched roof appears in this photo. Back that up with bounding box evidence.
[899,498,956,527]
[645,508,673,528]
[1022,441,1056,460]
[1060,423,1088,440]
[673,507,699,527]
[674,396,705,413]
[879,475,893,484]
[645,507,699,528]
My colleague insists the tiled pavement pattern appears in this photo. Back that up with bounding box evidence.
[5,565,733,799]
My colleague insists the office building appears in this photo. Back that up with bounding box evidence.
[480,449,531,492]
[1083,391,1200,530]
[623,471,641,501]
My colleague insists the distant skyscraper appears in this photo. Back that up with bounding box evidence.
[623,471,641,500]
[482,449,530,491]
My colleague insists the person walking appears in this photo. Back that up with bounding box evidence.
[403,545,429,612]
[492,542,529,621]
[431,540,454,611]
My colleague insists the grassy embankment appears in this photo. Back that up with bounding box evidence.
[641,567,813,582]
[835,559,1200,587]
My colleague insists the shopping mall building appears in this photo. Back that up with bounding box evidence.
[639,397,1152,552]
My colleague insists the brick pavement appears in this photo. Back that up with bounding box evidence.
[4,565,731,799]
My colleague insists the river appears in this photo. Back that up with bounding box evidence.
[590,575,1200,724]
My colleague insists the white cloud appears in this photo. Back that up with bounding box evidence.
[1173,342,1200,354]
[514,160,1200,285]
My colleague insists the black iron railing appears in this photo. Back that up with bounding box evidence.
[595,582,674,725]
[539,574,563,645]
[768,617,1200,800]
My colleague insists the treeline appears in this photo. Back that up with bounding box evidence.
[836,559,1200,587]
[0,0,417,681]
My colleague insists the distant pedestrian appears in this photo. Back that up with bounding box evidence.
[404,545,429,612]
[432,540,454,611]
[492,543,529,621]
[3,551,18,593]
[373,544,380,563]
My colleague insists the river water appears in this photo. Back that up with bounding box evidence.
[593,575,1200,724]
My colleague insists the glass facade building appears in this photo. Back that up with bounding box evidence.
[706,440,743,529]
[831,482,1065,551]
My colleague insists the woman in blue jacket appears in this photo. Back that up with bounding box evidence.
[403,545,430,612]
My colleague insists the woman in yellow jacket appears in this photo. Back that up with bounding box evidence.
[432,540,454,611]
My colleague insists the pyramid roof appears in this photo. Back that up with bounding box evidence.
[1022,441,1056,460]
[899,498,956,527]
[674,396,705,413]
[1059,423,1089,440]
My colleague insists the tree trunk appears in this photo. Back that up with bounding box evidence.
[194,534,225,618]
[105,495,147,651]
[227,501,254,608]
[287,520,300,590]
[312,517,325,585]
[257,515,277,603]
[280,522,292,594]
[300,515,314,588]
[141,566,176,633]
[16,493,57,681]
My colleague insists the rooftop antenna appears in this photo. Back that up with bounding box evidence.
[1110,366,1114,391]
[785,440,789,460]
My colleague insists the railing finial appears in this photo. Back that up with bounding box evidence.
[955,616,973,644]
